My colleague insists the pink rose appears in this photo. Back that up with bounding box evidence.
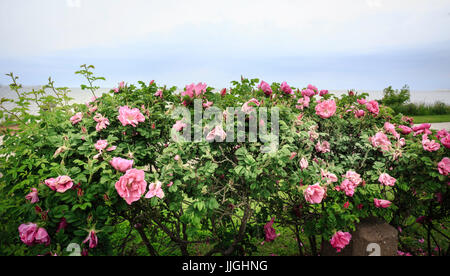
[370,131,391,151]
[315,99,337,119]
[413,123,432,136]
[206,125,227,142]
[366,100,379,116]
[344,170,362,186]
[338,179,356,197]
[319,90,329,96]
[25,188,39,204]
[264,217,280,242]
[280,82,293,95]
[304,183,325,204]
[307,84,318,94]
[296,96,310,110]
[384,122,400,139]
[301,89,315,98]
[321,169,338,184]
[379,173,396,187]
[315,140,331,153]
[18,223,38,246]
[354,109,365,118]
[422,135,441,152]
[70,112,83,125]
[83,230,98,249]
[173,120,187,132]
[436,129,449,140]
[106,146,117,152]
[145,181,165,199]
[330,231,352,253]
[258,81,273,96]
[115,169,147,205]
[440,135,450,149]
[398,125,413,135]
[300,157,309,170]
[374,198,391,208]
[154,90,163,98]
[118,106,146,127]
[93,113,110,132]
[95,140,108,152]
[54,176,74,193]
[357,98,367,105]
[110,157,134,173]
[35,227,51,246]
[438,157,450,176]
[242,98,261,114]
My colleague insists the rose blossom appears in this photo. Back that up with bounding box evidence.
[110,157,134,173]
[118,106,146,127]
[379,173,396,187]
[370,132,391,151]
[338,179,356,197]
[154,90,163,98]
[413,123,432,136]
[319,90,329,96]
[35,227,51,246]
[145,181,165,199]
[436,129,449,140]
[45,176,73,193]
[301,89,315,98]
[242,98,261,114]
[330,231,352,253]
[366,100,379,116]
[93,113,110,132]
[258,80,273,96]
[357,98,367,105]
[438,157,450,176]
[422,135,441,152]
[280,82,293,95]
[115,169,147,205]
[384,122,400,139]
[398,125,413,135]
[440,135,450,149]
[95,140,108,152]
[304,183,325,204]
[315,99,337,119]
[173,120,187,132]
[206,125,227,142]
[296,96,310,110]
[25,188,39,204]
[83,230,98,249]
[315,140,330,153]
[374,198,391,208]
[18,223,38,246]
[300,157,309,170]
[70,112,83,125]
[264,217,280,242]
[354,109,365,118]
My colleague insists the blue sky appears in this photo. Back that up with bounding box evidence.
[0,0,449,90]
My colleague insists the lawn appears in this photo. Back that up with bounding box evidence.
[413,114,450,124]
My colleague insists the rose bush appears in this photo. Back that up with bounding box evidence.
[0,65,448,256]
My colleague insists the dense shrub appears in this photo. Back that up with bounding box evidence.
[0,66,448,256]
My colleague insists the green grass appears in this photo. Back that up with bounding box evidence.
[413,114,450,124]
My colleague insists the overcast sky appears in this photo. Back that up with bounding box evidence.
[0,0,449,90]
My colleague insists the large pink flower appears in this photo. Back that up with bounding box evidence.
[422,135,441,152]
[35,227,51,246]
[338,179,356,197]
[93,113,110,132]
[384,122,400,139]
[413,123,432,136]
[330,231,352,253]
[438,157,450,176]
[379,173,396,187]
[370,131,391,151]
[118,106,145,127]
[242,98,261,114]
[70,112,83,125]
[258,81,273,96]
[25,188,39,204]
[18,223,38,246]
[301,89,315,98]
[206,125,227,142]
[45,176,73,193]
[183,83,207,99]
[110,157,134,173]
[307,84,319,94]
[280,82,293,95]
[95,140,108,152]
[366,100,379,116]
[315,140,330,153]
[374,198,391,208]
[115,169,147,205]
[145,181,165,199]
[296,96,310,110]
[398,125,413,135]
[315,99,336,119]
[440,135,450,149]
[304,183,325,204]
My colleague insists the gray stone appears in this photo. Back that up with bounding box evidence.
[321,217,398,256]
